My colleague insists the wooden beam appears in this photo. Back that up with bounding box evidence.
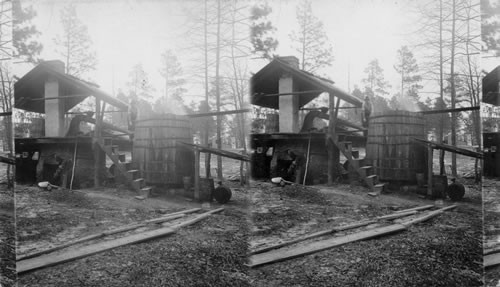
[485,253,500,268]
[81,116,132,135]
[17,208,222,274]
[257,90,324,97]
[0,155,15,165]
[251,210,418,255]
[394,205,434,213]
[327,93,336,186]
[427,144,433,197]
[27,95,87,101]
[249,224,406,267]
[249,206,455,268]
[414,138,483,159]
[398,205,456,226]
[169,208,224,229]
[17,226,177,273]
[94,98,102,188]
[188,109,250,118]
[194,149,200,201]
[180,142,250,162]
[419,106,479,115]
[17,209,200,261]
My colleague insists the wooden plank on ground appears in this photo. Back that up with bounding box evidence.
[18,208,223,274]
[399,205,456,227]
[17,226,177,273]
[251,210,418,255]
[169,208,224,229]
[393,205,434,213]
[250,205,455,268]
[485,253,500,268]
[17,208,201,261]
[484,246,500,256]
[249,224,407,268]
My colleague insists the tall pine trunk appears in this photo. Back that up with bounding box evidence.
[450,0,457,177]
[215,0,223,180]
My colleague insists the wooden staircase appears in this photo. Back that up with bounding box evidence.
[97,138,153,197]
[331,136,387,195]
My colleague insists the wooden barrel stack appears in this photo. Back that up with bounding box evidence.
[132,114,195,187]
[365,111,426,183]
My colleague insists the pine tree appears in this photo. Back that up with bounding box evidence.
[126,63,154,102]
[250,2,278,60]
[13,0,42,63]
[394,46,422,99]
[54,4,97,78]
[157,49,187,113]
[362,59,390,96]
[290,0,333,73]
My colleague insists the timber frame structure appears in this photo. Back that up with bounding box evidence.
[14,60,151,194]
[251,57,384,192]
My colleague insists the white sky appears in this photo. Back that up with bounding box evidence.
[15,0,204,101]
[265,0,415,94]
[13,0,493,106]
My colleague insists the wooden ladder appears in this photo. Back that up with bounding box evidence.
[331,136,386,195]
[97,138,153,197]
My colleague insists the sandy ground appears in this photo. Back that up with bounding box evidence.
[16,183,251,286]
[249,171,482,286]
[484,178,500,287]
[16,154,252,286]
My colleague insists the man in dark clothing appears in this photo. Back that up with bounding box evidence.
[300,107,329,132]
[362,95,372,128]
[128,97,138,132]
[285,149,306,184]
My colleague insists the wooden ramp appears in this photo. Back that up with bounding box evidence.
[17,226,176,273]
[249,205,455,268]
[249,224,406,268]
[17,208,224,274]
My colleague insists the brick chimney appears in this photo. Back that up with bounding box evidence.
[278,56,300,133]
[278,56,300,69]
[43,60,66,137]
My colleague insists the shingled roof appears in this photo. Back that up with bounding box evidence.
[251,58,363,109]
[483,65,500,106]
[15,60,128,113]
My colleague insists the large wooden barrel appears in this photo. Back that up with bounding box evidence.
[366,111,426,183]
[132,114,195,186]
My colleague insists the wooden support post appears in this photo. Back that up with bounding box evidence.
[205,152,211,178]
[327,93,336,185]
[427,145,433,197]
[94,99,102,188]
[240,151,245,186]
[194,149,200,201]
[246,160,251,187]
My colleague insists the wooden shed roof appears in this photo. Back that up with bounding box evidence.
[483,65,500,106]
[251,58,363,109]
[15,61,128,113]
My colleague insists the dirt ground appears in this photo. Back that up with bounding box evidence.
[11,149,487,286]
[484,177,500,287]
[16,154,251,287]
[249,168,482,286]
[0,163,15,287]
